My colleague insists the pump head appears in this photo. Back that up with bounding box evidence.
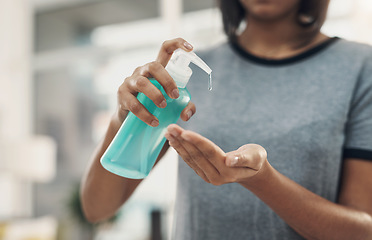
[165,49,212,89]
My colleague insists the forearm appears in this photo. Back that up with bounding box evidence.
[241,161,372,240]
[80,113,142,223]
[81,113,170,223]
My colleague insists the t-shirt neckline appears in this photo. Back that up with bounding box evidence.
[230,37,340,66]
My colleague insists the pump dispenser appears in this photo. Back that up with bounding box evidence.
[101,49,212,179]
[166,49,212,88]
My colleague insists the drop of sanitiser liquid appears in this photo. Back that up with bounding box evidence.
[208,73,213,91]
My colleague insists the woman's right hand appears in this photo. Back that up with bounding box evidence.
[115,38,196,126]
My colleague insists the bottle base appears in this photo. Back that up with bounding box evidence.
[101,159,147,179]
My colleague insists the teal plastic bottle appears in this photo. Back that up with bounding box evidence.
[101,49,212,179]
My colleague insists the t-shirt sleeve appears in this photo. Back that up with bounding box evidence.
[343,52,372,161]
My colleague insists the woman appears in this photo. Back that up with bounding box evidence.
[81,0,372,239]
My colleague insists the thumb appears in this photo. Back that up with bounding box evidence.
[226,151,252,168]
[225,144,267,169]
[180,102,196,121]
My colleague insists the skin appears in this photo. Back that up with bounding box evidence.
[238,0,330,59]
[165,125,372,240]
[81,0,372,238]
[80,38,194,222]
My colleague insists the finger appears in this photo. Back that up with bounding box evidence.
[180,130,226,169]
[120,93,159,127]
[129,76,167,108]
[180,102,196,121]
[225,144,267,169]
[166,124,219,177]
[166,124,183,137]
[141,61,179,99]
[165,133,210,183]
[156,38,193,67]
[225,150,257,169]
[167,125,221,177]
[177,132,221,179]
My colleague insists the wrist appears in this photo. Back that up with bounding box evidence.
[109,112,125,133]
[239,159,275,191]
[112,108,129,127]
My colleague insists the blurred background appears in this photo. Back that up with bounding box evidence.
[1,0,372,239]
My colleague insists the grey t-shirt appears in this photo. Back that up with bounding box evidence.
[173,38,372,239]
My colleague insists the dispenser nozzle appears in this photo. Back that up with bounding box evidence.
[172,49,212,75]
[166,48,212,89]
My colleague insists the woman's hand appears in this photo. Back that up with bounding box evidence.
[115,38,196,125]
[165,124,268,185]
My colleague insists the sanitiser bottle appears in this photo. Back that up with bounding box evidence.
[101,49,212,179]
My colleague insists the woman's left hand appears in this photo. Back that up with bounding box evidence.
[165,124,268,185]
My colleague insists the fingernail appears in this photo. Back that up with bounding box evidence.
[168,128,179,137]
[230,156,239,166]
[172,89,179,99]
[165,134,175,142]
[186,110,193,119]
[151,120,159,127]
[184,41,193,50]
[159,100,167,108]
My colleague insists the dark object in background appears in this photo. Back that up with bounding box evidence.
[151,209,163,240]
